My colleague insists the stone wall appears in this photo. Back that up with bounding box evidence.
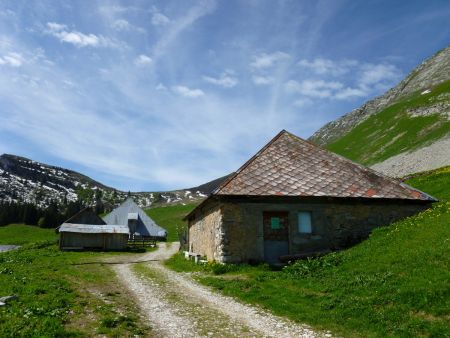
[188,202,222,260]
[212,199,429,263]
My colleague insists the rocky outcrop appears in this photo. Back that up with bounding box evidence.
[309,45,450,146]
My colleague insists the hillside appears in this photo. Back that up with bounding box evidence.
[309,45,450,176]
[167,166,450,337]
[0,154,224,209]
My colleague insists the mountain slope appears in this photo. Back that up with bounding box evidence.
[0,154,224,208]
[310,45,450,147]
[308,45,450,176]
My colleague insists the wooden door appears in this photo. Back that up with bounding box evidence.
[263,211,289,263]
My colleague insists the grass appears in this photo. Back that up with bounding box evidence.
[0,224,58,245]
[0,226,151,337]
[165,167,450,337]
[327,79,450,165]
[146,202,199,242]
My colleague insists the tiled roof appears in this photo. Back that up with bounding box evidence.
[213,130,435,201]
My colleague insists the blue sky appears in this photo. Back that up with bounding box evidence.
[0,0,449,191]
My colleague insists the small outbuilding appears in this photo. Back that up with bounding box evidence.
[185,130,436,264]
[103,198,167,240]
[59,208,129,250]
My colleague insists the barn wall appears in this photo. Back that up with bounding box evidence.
[208,200,429,263]
[60,233,128,250]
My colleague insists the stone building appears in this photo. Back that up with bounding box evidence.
[185,130,436,264]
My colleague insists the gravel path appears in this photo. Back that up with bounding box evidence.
[112,243,326,338]
[371,136,450,178]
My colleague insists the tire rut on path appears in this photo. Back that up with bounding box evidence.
[112,243,328,338]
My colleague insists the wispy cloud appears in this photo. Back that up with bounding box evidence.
[252,75,274,85]
[151,0,217,61]
[112,19,130,31]
[203,70,237,88]
[250,51,290,69]
[286,79,343,98]
[297,58,356,76]
[152,12,170,26]
[134,54,152,66]
[288,58,402,101]
[359,63,400,86]
[0,52,24,67]
[171,85,205,98]
[46,22,116,48]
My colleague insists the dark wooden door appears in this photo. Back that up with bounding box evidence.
[263,211,289,263]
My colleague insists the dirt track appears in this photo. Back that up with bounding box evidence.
[111,242,326,338]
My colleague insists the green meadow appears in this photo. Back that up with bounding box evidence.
[146,202,199,242]
[0,228,151,337]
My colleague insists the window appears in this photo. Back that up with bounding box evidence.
[298,211,312,233]
[271,217,281,229]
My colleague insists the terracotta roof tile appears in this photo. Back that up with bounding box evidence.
[213,130,435,201]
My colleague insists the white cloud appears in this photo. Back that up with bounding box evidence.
[172,85,205,98]
[112,19,130,31]
[250,51,290,69]
[297,58,356,76]
[156,83,167,91]
[151,1,217,61]
[203,70,238,88]
[334,87,367,100]
[152,12,170,26]
[252,75,274,85]
[288,58,402,102]
[359,63,401,86]
[285,79,343,98]
[0,52,24,67]
[293,98,313,107]
[47,22,67,31]
[134,54,152,66]
[46,22,115,48]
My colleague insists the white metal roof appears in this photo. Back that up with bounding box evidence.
[59,223,129,234]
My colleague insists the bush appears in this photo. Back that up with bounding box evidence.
[283,252,344,277]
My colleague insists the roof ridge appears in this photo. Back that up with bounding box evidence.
[213,130,289,194]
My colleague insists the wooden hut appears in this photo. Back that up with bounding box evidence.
[59,208,129,250]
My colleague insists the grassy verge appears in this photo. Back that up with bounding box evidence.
[0,225,151,337]
[165,168,450,337]
[146,202,199,242]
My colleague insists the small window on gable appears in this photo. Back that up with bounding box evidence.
[298,211,312,233]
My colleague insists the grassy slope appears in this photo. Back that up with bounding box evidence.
[146,202,199,242]
[327,79,450,165]
[0,227,151,337]
[166,168,450,337]
[0,224,58,245]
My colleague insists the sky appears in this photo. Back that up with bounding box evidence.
[0,0,449,191]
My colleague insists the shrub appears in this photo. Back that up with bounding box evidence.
[283,252,344,277]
